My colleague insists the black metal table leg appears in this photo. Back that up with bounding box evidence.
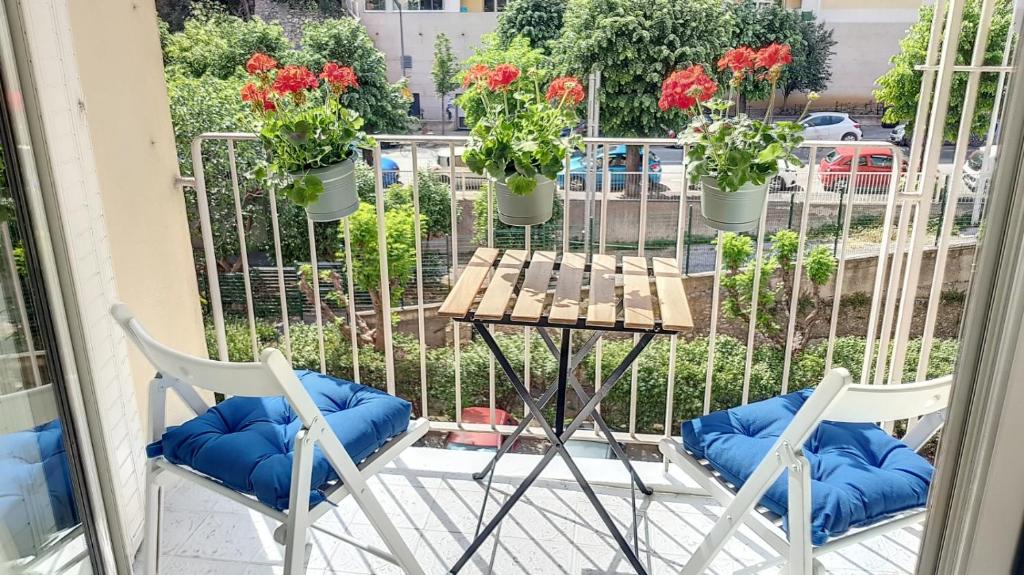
[536,328,654,496]
[555,328,570,437]
[449,322,655,575]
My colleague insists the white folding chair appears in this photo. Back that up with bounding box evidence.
[659,368,951,575]
[112,304,429,575]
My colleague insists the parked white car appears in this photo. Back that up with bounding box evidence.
[963,145,998,194]
[770,160,801,192]
[798,112,862,141]
[889,124,910,146]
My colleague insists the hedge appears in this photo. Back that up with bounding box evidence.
[207,321,958,435]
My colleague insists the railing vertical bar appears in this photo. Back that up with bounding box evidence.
[916,0,997,384]
[874,201,913,385]
[411,143,429,416]
[741,190,770,405]
[226,141,259,360]
[191,137,228,361]
[628,144,651,436]
[342,218,360,382]
[487,180,495,428]
[704,232,724,415]
[594,146,612,411]
[523,225,531,419]
[307,218,326,374]
[267,186,292,360]
[1,222,41,388]
[563,151,572,253]
[664,146,689,436]
[824,148,862,371]
[372,143,396,395]
[861,149,904,384]
[449,143,463,423]
[781,148,818,394]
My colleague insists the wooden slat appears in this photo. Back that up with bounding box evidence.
[511,251,556,322]
[622,256,654,330]
[474,250,527,320]
[549,252,586,325]
[438,247,499,317]
[652,257,693,331]
[586,254,617,327]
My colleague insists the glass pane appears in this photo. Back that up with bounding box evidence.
[0,100,92,573]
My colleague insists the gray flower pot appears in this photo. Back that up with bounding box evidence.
[699,176,769,232]
[495,176,555,226]
[294,156,359,222]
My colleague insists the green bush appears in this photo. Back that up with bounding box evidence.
[163,11,291,79]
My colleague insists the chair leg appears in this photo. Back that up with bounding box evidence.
[786,454,813,575]
[144,462,163,574]
[284,430,314,575]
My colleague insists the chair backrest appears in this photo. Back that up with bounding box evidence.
[112,303,310,409]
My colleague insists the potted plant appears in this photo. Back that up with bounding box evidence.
[664,44,806,232]
[459,64,584,226]
[242,53,372,222]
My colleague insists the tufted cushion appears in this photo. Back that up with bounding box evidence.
[681,389,933,545]
[159,370,412,511]
[0,419,78,558]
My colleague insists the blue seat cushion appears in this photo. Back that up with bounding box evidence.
[159,370,412,511]
[681,388,933,545]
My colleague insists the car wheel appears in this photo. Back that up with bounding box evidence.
[841,132,858,141]
[769,176,787,192]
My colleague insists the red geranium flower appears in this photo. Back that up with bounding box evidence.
[240,82,275,111]
[320,62,359,93]
[659,65,717,112]
[546,76,585,106]
[462,64,490,88]
[754,43,792,70]
[272,65,319,95]
[717,46,756,73]
[246,53,278,75]
[487,64,521,91]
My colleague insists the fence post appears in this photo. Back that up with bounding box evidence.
[833,186,846,256]
[935,180,948,247]
[685,203,694,275]
[788,191,796,230]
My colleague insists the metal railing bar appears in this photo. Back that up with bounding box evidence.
[226,141,259,361]
[664,144,690,436]
[267,186,292,360]
[824,150,862,371]
[372,144,396,395]
[741,187,771,405]
[487,179,496,428]
[190,137,228,362]
[411,143,429,416]
[629,144,651,436]
[781,147,819,394]
[449,142,463,424]
[307,218,326,374]
[342,218,360,381]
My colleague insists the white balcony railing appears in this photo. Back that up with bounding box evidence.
[180,134,974,447]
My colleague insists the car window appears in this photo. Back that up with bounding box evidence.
[857,156,868,166]
[871,154,894,168]
[824,150,842,163]
[608,156,627,168]
[825,115,843,126]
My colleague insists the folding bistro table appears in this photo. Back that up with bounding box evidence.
[439,248,693,575]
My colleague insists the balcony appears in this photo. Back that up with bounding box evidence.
[163,131,975,573]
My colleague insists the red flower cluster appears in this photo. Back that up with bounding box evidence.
[488,64,521,91]
[246,53,277,75]
[462,64,490,88]
[717,47,756,73]
[320,62,359,93]
[272,65,318,95]
[754,43,792,70]
[545,76,585,106]
[241,82,275,111]
[659,65,718,112]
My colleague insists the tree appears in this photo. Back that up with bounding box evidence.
[496,0,566,52]
[297,19,412,134]
[875,0,1014,141]
[162,10,290,78]
[718,230,837,354]
[431,33,458,135]
[555,0,733,186]
[781,18,836,105]
[727,1,809,110]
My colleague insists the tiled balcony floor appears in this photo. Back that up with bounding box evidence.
[144,447,922,574]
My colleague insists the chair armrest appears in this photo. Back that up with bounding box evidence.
[149,373,211,443]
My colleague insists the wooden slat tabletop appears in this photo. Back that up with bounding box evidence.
[439,248,693,333]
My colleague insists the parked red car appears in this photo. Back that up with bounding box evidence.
[444,407,518,452]
[819,146,906,192]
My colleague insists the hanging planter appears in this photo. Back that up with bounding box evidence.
[241,53,371,222]
[494,175,555,226]
[291,156,359,222]
[458,64,584,227]
[699,176,769,232]
[664,44,812,233]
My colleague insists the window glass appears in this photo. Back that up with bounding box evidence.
[365,0,386,9]
[407,0,444,9]
[872,155,894,168]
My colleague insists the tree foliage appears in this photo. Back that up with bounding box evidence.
[294,19,412,134]
[431,33,458,134]
[875,0,1014,140]
[496,0,566,52]
[726,1,807,104]
[162,10,290,78]
[783,18,836,101]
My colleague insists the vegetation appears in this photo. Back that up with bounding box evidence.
[875,0,1014,140]
[496,0,567,52]
[209,319,959,433]
[459,35,551,128]
[431,33,459,135]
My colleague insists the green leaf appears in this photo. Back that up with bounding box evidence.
[506,173,537,196]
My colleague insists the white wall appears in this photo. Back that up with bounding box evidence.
[361,11,499,122]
